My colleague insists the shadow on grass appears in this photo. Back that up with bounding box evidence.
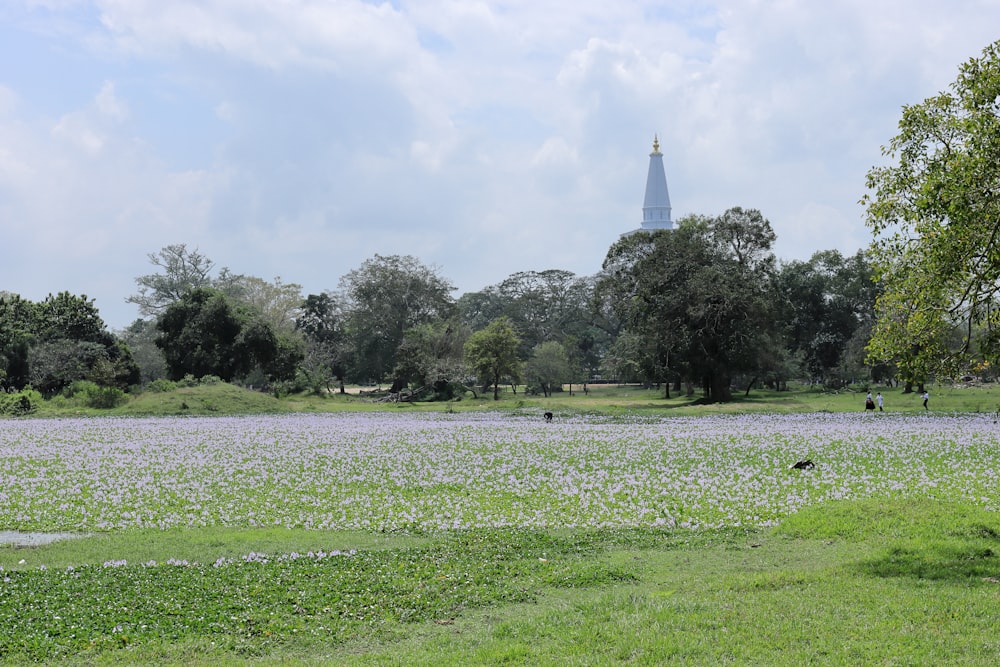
[776,497,1000,583]
[856,540,1000,581]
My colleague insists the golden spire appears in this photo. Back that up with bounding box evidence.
[652,134,661,154]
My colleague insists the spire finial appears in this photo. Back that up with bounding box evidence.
[652,134,661,154]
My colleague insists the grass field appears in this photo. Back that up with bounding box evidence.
[30,379,1000,418]
[3,385,1000,664]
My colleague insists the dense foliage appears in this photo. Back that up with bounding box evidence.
[0,292,138,396]
[864,39,1000,383]
[155,288,302,385]
[464,316,522,400]
[339,254,456,391]
[4,226,885,404]
[777,250,878,385]
[598,209,780,400]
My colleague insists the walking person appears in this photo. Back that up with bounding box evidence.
[876,392,884,412]
[865,391,875,412]
[922,390,929,410]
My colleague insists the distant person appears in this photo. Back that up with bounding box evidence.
[922,390,929,410]
[876,392,884,412]
[865,392,875,411]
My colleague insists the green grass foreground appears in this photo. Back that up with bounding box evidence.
[2,498,999,665]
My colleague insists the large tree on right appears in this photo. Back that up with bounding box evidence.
[864,40,1000,382]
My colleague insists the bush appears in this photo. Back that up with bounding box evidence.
[147,378,177,393]
[58,380,128,409]
[0,388,42,416]
[63,380,98,399]
[83,385,128,409]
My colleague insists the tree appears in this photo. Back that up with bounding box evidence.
[599,331,647,384]
[464,316,522,400]
[33,292,115,347]
[393,320,470,399]
[128,244,216,317]
[296,292,349,394]
[458,269,603,361]
[19,292,139,394]
[491,270,587,353]
[863,39,1000,381]
[119,318,168,385]
[215,271,303,334]
[0,292,34,390]
[340,254,456,389]
[525,341,572,397]
[777,250,877,385]
[597,209,779,401]
[28,340,107,395]
[155,288,245,381]
[155,287,300,384]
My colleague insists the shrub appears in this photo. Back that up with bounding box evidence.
[83,385,129,409]
[0,388,42,415]
[63,380,98,399]
[147,378,177,393]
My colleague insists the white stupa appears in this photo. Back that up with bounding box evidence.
[623,135,673,236]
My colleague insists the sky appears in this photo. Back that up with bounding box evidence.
[1,1,998,330]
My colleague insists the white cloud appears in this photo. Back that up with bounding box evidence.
[4,0,1000,327]
[95,0,420,71]
[531,137,577,167]
[48,80,129,155]
[94,80,128,120]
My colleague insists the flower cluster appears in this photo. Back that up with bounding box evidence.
[1,412,997,531]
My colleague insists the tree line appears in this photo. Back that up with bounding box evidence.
[10,37,1000,406]
[2,226,882,405]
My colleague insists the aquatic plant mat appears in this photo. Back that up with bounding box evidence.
[2,412,999,663]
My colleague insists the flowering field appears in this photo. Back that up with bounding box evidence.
[2,412,999,533]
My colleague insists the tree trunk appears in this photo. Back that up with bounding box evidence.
[745,376,757,397]
[710,372,732,402]
[493,381,499,401]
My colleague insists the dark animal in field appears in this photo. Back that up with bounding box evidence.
[544,412,553,422]
[791,459,815,470]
